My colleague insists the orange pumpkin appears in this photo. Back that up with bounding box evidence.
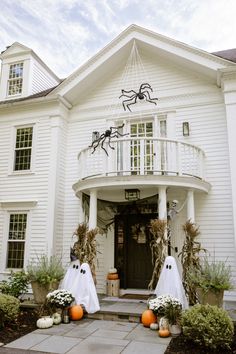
[69,305,83,321]
[141,309,156,327]
[159,328,170,337]
[107,273,119,280]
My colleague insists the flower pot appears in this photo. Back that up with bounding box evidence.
[196,288,224,307]
[169,324,181,337]
[31,281,59,304]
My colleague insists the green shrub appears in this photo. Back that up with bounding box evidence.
[0,270,29,298]
[182,304,234,350]
[27,254,64,285]
[0,293,20,328]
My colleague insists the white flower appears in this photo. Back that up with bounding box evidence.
[46,289,74,307]
[148,295,182,315]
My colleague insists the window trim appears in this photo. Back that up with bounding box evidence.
[9,123,36,175]
[1,208,32,271]
[7,62,24,97]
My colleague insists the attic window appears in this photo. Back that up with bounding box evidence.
[8,62,24,96]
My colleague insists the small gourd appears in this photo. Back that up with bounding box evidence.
[36,316,53,329]
[150,322,159,330]
[159,328,170,337]
[107,273,119,280]
[141,309,156,327]
[52,312,62,325]
[108,267,117,274]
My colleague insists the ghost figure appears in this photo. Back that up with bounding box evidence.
[154,256,188,309]
[59,259,80,297]
[72,263,100,314]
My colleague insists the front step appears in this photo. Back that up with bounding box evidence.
[85,310,141,323]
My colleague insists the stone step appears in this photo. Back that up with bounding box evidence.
[85,310,141,323]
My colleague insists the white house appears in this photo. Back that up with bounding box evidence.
[0,25,236,301]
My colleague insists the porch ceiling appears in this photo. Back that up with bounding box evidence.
[73,175,211,202]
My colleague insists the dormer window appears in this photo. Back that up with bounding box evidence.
[8,62,24,96]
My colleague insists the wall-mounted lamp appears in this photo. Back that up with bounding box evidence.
[92,131,100,141]
[182,122,190,136]
[125,189,140,201]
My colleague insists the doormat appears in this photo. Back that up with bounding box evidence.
[119,294,151,300]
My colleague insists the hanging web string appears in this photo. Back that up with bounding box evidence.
[105,40,158,126]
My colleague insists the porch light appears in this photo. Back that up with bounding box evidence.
[182,122,190,136]
[125,189,140,201]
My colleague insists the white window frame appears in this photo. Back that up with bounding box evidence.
[9,123,36,175]
[0,204,33,272]
[7,62,24,97]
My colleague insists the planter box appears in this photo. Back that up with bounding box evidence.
[196,288,224,307]
[31,281,59,304]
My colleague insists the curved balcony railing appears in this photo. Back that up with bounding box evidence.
[77,137,205,181]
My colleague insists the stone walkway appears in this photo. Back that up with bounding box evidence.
[3,318,171,354]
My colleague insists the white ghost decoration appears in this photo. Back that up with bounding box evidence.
[72,263,100,314]
[59,259,80,297]
[154,256,189,309]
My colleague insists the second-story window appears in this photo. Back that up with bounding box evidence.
[8,62,24,96]
[14,126,33,171]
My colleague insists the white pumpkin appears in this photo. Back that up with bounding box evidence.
[36,316,53,329]
[150,323,159,330]
[52,312,62,325]
[108,267,117,274]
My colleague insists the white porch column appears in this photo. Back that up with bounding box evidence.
[158,186,167,219]
[89,189,97,229]
[187,189,195,222]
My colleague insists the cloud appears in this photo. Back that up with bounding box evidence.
[0,0,235,78]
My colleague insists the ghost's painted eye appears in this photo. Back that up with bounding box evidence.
[80,269,83,273]
[73,265,76,268]
[169,265,172,269]
[166,265,168,269]
[76,265,79,269]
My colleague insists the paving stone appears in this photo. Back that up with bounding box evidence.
[66,336,129,354]
[122,340,167,354]
[5,333,50,350]
[91,328,128,339]
[64,326,97,339]
[125,324,171,345]
[31,335,82,354]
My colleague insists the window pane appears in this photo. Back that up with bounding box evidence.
[7,242,25,268]
[7,213,27,269]
[14,127,33,171]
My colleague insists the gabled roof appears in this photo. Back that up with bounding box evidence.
[48,24,236,104]
[213,49,236,63]
[0,42,60,82]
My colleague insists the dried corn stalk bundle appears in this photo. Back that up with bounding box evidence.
[148,219,168,290]
[179,220,205,304]
[72,223,99,284]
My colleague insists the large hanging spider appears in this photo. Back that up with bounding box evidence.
[89,123,129,156]
[119,83,158,112]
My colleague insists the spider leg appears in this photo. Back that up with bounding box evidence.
[109,123,125,130]
[110,131,129,138]
[121,94,137,111]
[119,89,137,99]
[107,137,115,150]
[89,140,100,154]
[140,83,153,92]
[126,96,138,111]
[101,137,109,156]
[143,91,158,105]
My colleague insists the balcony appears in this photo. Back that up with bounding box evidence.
[73,137,210,200]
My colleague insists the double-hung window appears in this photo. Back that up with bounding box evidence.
[8,62,24,96]
[7,213,27,268]
[14,126,33,171]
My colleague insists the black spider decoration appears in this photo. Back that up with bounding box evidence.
[89,123,129,156]
[119,83,158,112]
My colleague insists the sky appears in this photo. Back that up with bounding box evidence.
[0,0,236,78]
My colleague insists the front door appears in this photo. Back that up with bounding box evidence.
[115,213,154,289]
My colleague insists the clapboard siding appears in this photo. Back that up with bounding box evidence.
[31,60,59,94]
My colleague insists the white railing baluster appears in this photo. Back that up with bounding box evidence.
[77,137,205,180]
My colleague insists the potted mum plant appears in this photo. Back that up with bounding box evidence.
[27,254,65,304]
[46,289,75,323]
[187,257,233,307]
[163,297,182,336]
